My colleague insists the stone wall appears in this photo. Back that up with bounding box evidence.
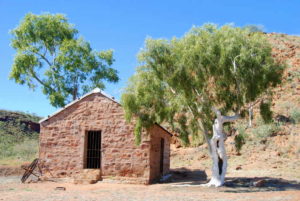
[149,125,171,183]
[39,93,158,184]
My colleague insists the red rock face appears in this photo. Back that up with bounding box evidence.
[39,93,170,184]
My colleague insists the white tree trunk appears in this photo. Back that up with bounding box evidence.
[248,105,253,127]
[202,109,239,187]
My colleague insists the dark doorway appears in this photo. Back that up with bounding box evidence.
[86,131,101,169]
[160,138,165,174]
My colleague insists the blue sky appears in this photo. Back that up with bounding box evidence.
[0,0,299,117]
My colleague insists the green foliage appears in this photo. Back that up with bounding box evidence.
[290,107,300,124]
[243,24,265,33]
[10,13,119,107]
[13,139,38,160]
[234,134,245,153]
[234,124,247,153]
[0,137,38,161]
[251,122,280,140]
[0,136,38,160]
[190,134,204,147]
[134,118,142,145]
[223,123,232,134]
[260,101,273,123]
[121,24,284,144]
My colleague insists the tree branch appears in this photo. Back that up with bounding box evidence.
[31,49,53,67]
[232,54,241,73]
[212,107,240,123]
[187,105,195,118]
[29,69,55,92]
[212,107,222,119]
[222,114,240,123]
[170,87,176,95]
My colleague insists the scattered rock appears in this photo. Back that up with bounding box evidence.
[73,179,98,184]
[260,139,267,144]
[235,166,242,170]
[275,114,291,123]
[199,154,207,159]
[55,187,66,191]
[73,169,101,184]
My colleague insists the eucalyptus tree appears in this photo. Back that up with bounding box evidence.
[10,13,119,107]
[121,24,283,187]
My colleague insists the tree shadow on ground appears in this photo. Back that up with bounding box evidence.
[163,168,208,185]
[165,168,300,193]
[223,177,300,193]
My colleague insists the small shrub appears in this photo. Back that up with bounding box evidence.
[252,123,281,140]
[234,124,247,153]
[190,134,204,147]
[290,107,300,124]
[260,101,273,123]
[235,134,245,153]
[223,123,233,135]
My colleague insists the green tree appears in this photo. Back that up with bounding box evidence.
[243,24,265,33]
[121,24,284,186]
[10,13,119,107]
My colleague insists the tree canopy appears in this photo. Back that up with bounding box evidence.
[121,24,284,145]
[10,13,119,107]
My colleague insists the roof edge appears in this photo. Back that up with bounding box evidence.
[39,88,119,124]
[154,123,173,137]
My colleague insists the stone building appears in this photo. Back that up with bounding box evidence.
[39,88,172,184]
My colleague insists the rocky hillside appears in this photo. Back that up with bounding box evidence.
[0,110,41,164]
[0,110,41,137]
[267,33,300,119]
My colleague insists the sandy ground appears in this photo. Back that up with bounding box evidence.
[1,170,300,201]
[1,130,300,201]
[1,142,300,201]
[1,144,300,201]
